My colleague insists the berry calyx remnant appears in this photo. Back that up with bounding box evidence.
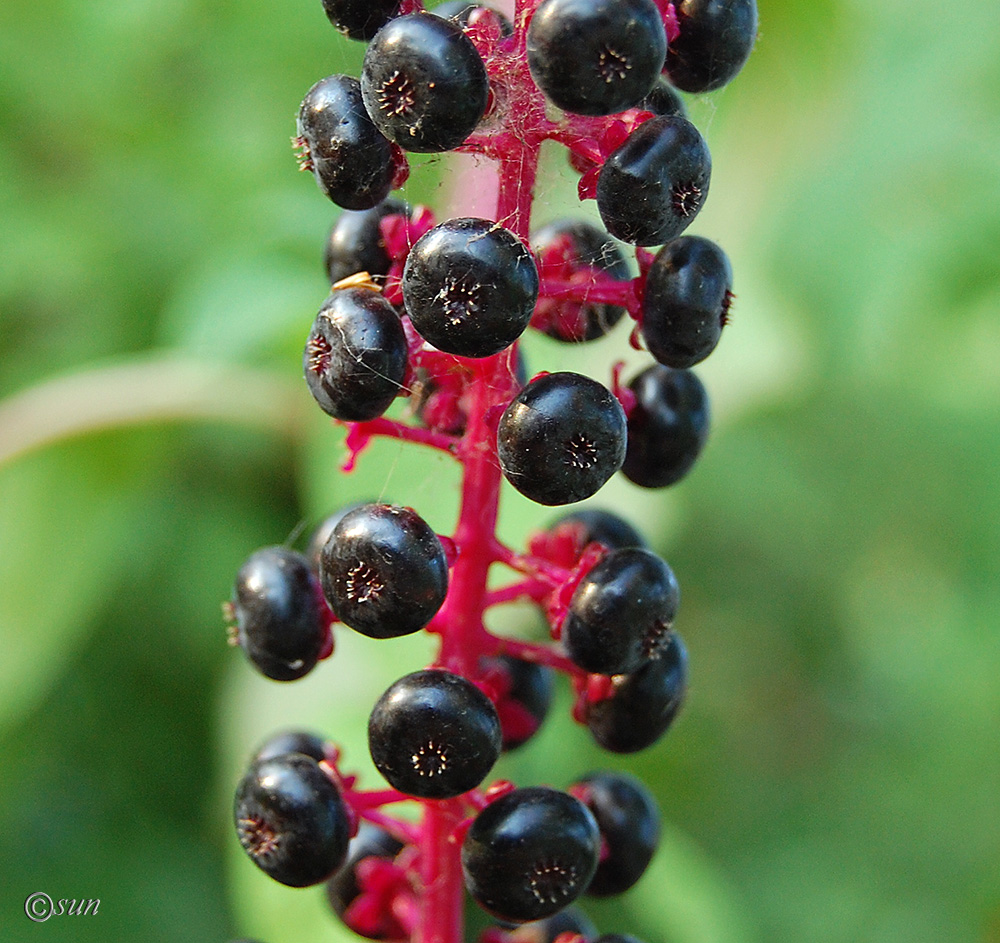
[226,0,758,940]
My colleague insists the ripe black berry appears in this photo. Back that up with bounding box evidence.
[500,909,597,943]
[326,822,406,939]
[462,786,600,923]
[361,13,489,153]
[483,654,555,751]
[641,235,732,368]
[596,114,711,246]
[433,1,513,37]
[368,669,502,798]
[527,0,666,116]
[319,503,449,638]
[666,0,759,93]
[402,217,539,358]
[585,631,688,753]
[571,771,660,896]
[303,286,408,422]
[639,77,688,119]
[307,503,367,572]
[321,0,401,41]
[324,199,410,286]
[530,219,631,342]
[253,729,331,766]
[548,509,648,555]
[623,364,710,488]
[296,75,398,210]
[234,753,350,887]
[497,372,627,506]
[230,547,327,681]
[563,547,680,675]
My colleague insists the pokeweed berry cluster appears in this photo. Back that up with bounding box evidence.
[223,1,756,941]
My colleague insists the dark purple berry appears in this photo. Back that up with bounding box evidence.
[623,364,710,487]
[303,286,408,422]
[234,753,350,887]
[641,235,732,368]
[319,503,449,639]
[638,77,688,119]
[497,908,598,943]
[307,503,368,572]
[324,199,410,286]
[548,509,648,555]
[585,631,688,753]
[497,372,627,506]
[666,0,759,93]
[230,547,327,681]
[572,771,660,896]
[531,219,631,342]
[361,13,489,153]
[596,115,711,246]
[326,822,406,939]
[563,547,679,675]
[483,654,555,751]
[253,729,331,766]
[433,1,513,36]
[321,0,401,41]
[527,0,666,116]
[296,75,398,210]
[462,786,600,923]
[368,669,502,798]
[402,217,539,358]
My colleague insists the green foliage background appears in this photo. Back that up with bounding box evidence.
[1,0,998,940]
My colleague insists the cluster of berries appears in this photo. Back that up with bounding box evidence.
[223,0,756,941]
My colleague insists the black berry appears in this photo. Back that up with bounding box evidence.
[462,786,600,923]
[319,503,449,639]
[530,219,631,342]
[482,654,555,751]
[584,631,689,753]
[296,75,398,210]
[230,547,327,681]
[563,547,680,675]
[639,77,688,119]
[304,286,408,422]
[497,372,627,506]
[596,114,711,246]
[361,13,489,153]
[641,235,732,368]
[496,907,597,943]
[548,509,648,556]
[368,669,502,798]
[234,753,350,887]
[527,0,666,116]
[433,1,513,37]
[572,771,660,896]
[623,364,710,488]
[324,199,410,286]
[666,0,759,93]
[253,729,331,766]
[321,0,401,41]
[402,217,539,358]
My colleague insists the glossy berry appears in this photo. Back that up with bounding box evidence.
[527,0,666,116]
[482,654,555,751]
[497,372,627,506]
[623,364,710,488]
[497,907,597,943]
[296,75,398,210]
[563,547,679,675]
[230,547,327,681]
[319,503,449,639]
[571,771,660,896]
[548,509,648,556]
[304,286,408,422]
[462,786,600,923]
[666,0,759,93]
[321,0,401,41]
[324,199,410,286]
[433,1,513,37]
[307,503,367,572]
[253,729,331,766]
[368,669,502,798]
[234,753,350,887]
[530,219,631,342]
[585,631,689,753]
[596,114,711,246]
[361,13,489,153]
[326,822,406,940]
[639,77,688,119]
[641,235,732,368]
[402,217,538,358]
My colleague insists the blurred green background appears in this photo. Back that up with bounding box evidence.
[1,0,998,941]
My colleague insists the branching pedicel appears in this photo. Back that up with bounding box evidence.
[225,1,757,942]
